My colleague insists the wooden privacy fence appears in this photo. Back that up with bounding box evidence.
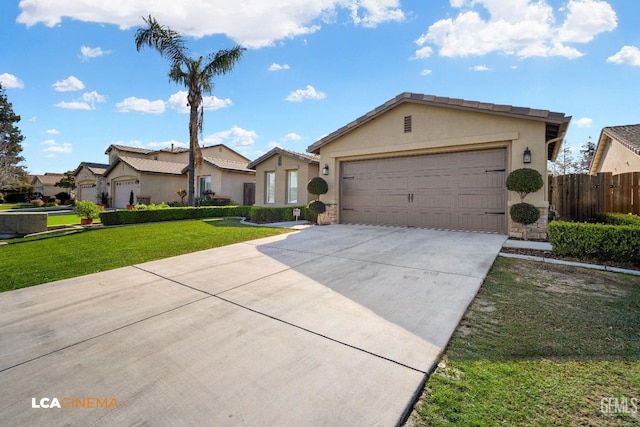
[549,172,640,222]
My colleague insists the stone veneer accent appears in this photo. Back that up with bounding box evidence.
[509,206,548,240]
[317,203,338,225]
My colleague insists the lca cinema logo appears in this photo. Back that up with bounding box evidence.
[32,397,119,409]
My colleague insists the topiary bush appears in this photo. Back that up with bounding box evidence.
[506,168,544,201]
[307,200,326,214]
[510,203,540,226]
[307,177,328,197]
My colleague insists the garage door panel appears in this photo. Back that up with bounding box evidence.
[341,149,506,233]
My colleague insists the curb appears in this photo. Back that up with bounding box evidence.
[498,252,640,276]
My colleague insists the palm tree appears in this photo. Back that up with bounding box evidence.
[135,15,245,206]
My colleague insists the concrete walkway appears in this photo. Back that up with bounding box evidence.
[0,225,506,426]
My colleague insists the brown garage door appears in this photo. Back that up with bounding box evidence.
[340,149,507,233]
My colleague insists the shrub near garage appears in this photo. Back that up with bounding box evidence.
[548,220,640,263]
[100,206,251,225]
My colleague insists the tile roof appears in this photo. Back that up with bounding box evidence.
[307,92,571,158]
[75,162,110,176]
[202,157,254,173]
[105,144,153,155]
[603,124,640,154]
[32,173,65,185]
[247,147,320,169]
[106,156,186,176]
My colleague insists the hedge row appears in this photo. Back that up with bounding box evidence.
[99,205,316,226]
[548,220,640,263]
[100,206,251,225]
[249,205,316,223]
[596,212,640,226]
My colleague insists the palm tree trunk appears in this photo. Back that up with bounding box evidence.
[188,98,199,206]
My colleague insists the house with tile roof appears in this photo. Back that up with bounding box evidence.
[31,173,65,199]
[589,124,640,175]
[248,147,320,207]
[74,162,110,204]
[306,92,571,238]
[102,144,255,208]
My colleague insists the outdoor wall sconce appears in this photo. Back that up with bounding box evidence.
[523,147,532,164]
[322,164,329,175]
[135,179,140,184]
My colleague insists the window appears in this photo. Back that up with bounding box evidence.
[404,115,412,133]
[266,172,275,204]
[287,170,298,204]
[199,176,212,198]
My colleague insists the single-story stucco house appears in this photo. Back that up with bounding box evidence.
[248,147,319,207]
[74,162,109,204]
[589,124,640,176]
[31,173,65,199]
[305,92,571,239]
[102,144,255,208]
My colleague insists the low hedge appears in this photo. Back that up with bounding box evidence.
[596,212,640,226]
[100,206,251,226]
[548,220,640,263]
[249,205,316,223]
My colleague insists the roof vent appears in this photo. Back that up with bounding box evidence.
[404,115,412,133]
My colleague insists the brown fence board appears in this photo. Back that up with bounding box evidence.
[549,172,640,222]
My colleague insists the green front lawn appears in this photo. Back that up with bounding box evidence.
[407,257,640,426]
[47,213,87,226]
[0,218,291,292]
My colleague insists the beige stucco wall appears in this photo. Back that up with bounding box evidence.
[139,174,187,204]
[220,171,255,205]
[316,102,550,231]
[253,155,319,207]
[595,138,640,175]
[75,166,107,203]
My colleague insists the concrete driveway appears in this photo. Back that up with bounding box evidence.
[0,225,506,426]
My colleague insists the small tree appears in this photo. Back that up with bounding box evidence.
[506,168,544,240]
[307,177,328,217]
[55,171,76,198]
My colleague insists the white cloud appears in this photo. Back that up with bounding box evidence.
[470,65,490,71]
[167,91,232,113]
[146,139,188,149]
[45,129,60,134]
[411,46,433,60]
[16,1,405,49]
[575,117,592,128]
[285,85,326,102]
[607,46,640,66]
[116,97,165,114]
[41,140,72,154]
[203,125,257,150]
[52,76,84,92]
[420,69,432,76]
[415,0,617,59]
[54,101,91,110]
[283,132,302,141]
[269,63,290,71]
[0,73,25,89]
[79,45,110,61]
[82,90,106,108]
[268,141,282,149]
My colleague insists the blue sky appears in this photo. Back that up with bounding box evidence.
[1,0,638,174]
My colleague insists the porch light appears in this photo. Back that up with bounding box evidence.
[322,164,329,175]
[523,147,531,164]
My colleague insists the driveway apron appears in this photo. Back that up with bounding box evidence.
[0,225,506,426]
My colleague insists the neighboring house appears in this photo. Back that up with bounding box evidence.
[248,147,319,207]
[31,173,65,199]
[306,92,571,238]
[102,144,255,208]
[589,124,640,175]
[74,162,109,204]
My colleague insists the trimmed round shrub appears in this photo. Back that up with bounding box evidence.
[307,177,328,197]
[307,200,326,214]
[510,202,540,226]
[506,168,544,200]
